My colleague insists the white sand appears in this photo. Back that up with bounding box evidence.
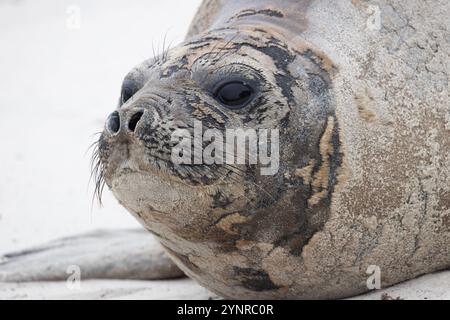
[352,270,450,300]
[0,278,216,300]
[0,0,447,300]
[1,270,449,300]
[0,0,201,255]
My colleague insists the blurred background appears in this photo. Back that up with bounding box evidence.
[0,0,202,255]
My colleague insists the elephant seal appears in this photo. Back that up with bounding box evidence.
[93,0,450,299]
[0,0,440,299]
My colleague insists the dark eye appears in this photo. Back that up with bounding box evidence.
[214,81,254,109]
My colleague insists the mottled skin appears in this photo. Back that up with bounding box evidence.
[98,0,450,299]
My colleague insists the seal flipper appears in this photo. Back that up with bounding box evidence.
[0,229,185,282]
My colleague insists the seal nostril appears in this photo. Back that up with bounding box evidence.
[128,111,144,132]
[108,111,120,134]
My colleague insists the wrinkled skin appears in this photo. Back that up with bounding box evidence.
[98,27,340,298]
[97,0,450,299]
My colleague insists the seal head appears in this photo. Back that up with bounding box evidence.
[95,27,341,298]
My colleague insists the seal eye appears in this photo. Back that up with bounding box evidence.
[214,81,254,109]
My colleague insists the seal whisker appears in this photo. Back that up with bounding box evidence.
[160,31,173,64]
[211,34,239,61]
[89,137,106,206]
[214,38,240,63]
[85,132,103,156]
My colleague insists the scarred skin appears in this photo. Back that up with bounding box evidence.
[97,0,450,299]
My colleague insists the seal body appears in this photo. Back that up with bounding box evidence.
[98,0,450,299]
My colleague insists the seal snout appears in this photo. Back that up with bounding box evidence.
[105,109,145,136]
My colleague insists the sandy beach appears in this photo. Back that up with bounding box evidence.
[0,0,201,255]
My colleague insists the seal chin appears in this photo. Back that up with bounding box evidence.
[104,146,187,204]
[109,165,230,220]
